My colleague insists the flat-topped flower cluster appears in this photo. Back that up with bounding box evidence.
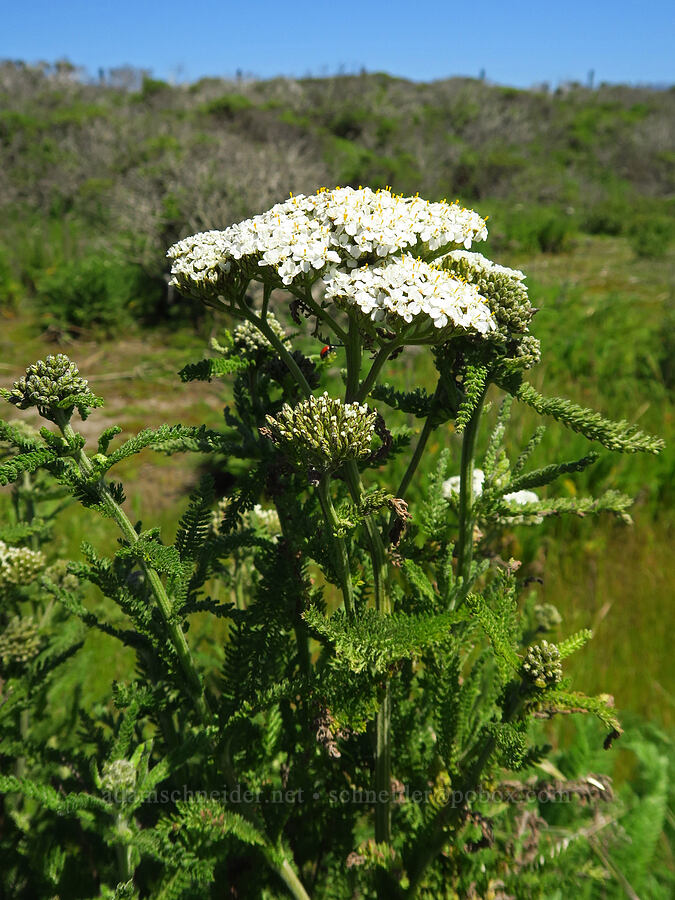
[324,253,496,335]
[168,187,499,341]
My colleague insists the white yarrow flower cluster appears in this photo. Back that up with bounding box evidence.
[325,254,497,335]
[442,469,486,498]
[210,500,280,539]
[167,187,489,309]
[311,187,488,257]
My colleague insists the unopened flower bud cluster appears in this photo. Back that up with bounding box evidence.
[263,393,377,470]
[100,758,137,795]
[522,640,563,688]
[0,615,42,666]
[324,254,496,336]
[3,355,102,419]
[233,314,290,357]
[0,541,46,590]
[441,251,540,367]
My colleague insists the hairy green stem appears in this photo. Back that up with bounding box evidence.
[114,812,134,883]
[316,474,354,620]
[396,416,435,502]
[375,681,392,845]
[344,316,363,403]
[356,337,404,404]
[453,392,486,605]
[278,857,312,900]
[240,301,313,399]
[341,463,389,615]
[342,461,392,850]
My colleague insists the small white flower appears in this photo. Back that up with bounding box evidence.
[442,469,485,498]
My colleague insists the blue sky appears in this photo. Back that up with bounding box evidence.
[4,0,674,87]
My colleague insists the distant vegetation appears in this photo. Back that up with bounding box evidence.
[0,60,673,331]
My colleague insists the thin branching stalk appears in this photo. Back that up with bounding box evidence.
[356,336,405,403]
[238,298,313,399]
[453,391,487,606]
[291,281,348,344]
[316,474,355,621]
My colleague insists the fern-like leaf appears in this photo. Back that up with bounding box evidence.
[303,607,466,674]
[178,357,251,382]
[514,382,664,454]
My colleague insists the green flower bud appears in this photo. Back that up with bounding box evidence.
[522,640,563,688]
[0,541,46,590]
[100,758,137,796]
[232,314,290,357]
[440,251,541,372]
[0,615,42,667]
[261,392,377,472]
[2,355,103,422]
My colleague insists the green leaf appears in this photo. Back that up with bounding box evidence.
[103,425,222,469]
[369,383,434,418]
[557,628,593,659]
[513,382,664,454]
[0,774,112,815]
[455,364,488,432]
[505,453,599,493]
[178,357,251,382]
[0,448,58,485]
[303,607,466,674]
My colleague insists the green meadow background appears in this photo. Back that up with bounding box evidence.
[1,61,673,732]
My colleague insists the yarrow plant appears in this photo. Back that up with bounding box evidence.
[0,186,665,899]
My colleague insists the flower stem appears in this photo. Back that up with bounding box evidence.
[293,282,348,344]
[356,337,404,404]
[240,302,313,399]
[453,392,486,606]
[342,461,392,847]
[316,474,354,621]
[344,316,363,403]
[277,857,312,900]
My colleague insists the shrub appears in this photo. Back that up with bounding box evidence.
[628,214,674,258]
